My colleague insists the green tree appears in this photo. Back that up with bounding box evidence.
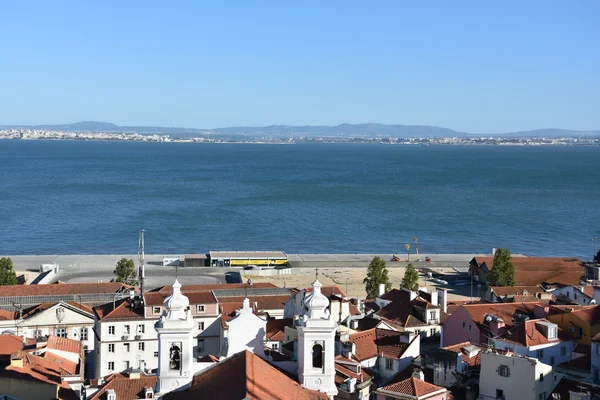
[363,256,392,298]
[401,263,420,292]
[488,248,516,287]
[0,257,17,286]
[113,258,138,286]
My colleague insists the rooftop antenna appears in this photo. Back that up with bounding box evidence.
[138,229,146,296]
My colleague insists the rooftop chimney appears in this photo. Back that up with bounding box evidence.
[10,354,23,369]
[379,284,386,297]
[412,369,425,381]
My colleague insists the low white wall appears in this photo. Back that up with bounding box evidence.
[241,268,292,277]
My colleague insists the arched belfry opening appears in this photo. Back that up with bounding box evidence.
[312,343,323,369]
[169,344,181,370]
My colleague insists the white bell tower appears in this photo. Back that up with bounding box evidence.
[155,280,195,394]
[297,278,338,399]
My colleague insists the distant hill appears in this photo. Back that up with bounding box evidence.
[1,121,598,138]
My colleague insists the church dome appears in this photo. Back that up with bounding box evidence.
[164,280,190,311]
[304,280,329,312]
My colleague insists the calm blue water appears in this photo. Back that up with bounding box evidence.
[0,140,598,258]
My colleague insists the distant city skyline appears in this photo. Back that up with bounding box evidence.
[1,1,598,133]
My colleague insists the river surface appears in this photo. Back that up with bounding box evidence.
[0,140,598,258]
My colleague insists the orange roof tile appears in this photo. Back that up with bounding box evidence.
[46,336,83,356]
[490,286,543,297]
[0,334,27,358]
[266,318,293,342]
[379,376,446,398]
[348,328,414,361]
[163,350,328,400]
[216,295,290,311]
[473,257,584,286]
[460,302,542,327]
[94,298,144,321]
[0,282,131,297]
[20,301,94,319]
[440,342,484,367]
[376,294,443,327]
[496,319,565,347]
[143,291,217,306]
[0,309,16,320]
[152,282,278,293]
[89,373,158,400]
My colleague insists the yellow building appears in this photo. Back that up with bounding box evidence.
[547,305,600,346]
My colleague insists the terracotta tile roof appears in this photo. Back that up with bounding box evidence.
[0,282,132,297]
[89,372,158,400]
[379,288,412,302]
[348,328,414,361]
[93,298,144,321]
[46,336,83,356]
[216,295,290,311]
[490,286,543,297]
[305,285,348,300]
[591,332,600,342]
[334,358,373,385]
[574,343,592,355]
[349,303,361,316]
[495,319,565,347]
[0,309,16,320]
[163,350,328,400]
[581,286,595,297]
[569,305,600,324]
[459,302,542,328]
[266,318,293,342]
[152,282,278,293]
[42,352,79,375]
[143,291,217,306]
[0,334,27,359]
[473,257,584,286]
[379,377,446,398]
[440,342,484,367]
[447,300,490,315]
[376,294,444,328]
[363,299,380,312]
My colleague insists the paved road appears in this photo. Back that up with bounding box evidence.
[55,266,227,290]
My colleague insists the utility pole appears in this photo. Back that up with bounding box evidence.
[138,229,146,296]
[594,237,598,261]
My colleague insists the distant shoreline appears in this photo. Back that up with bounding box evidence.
[0,138,598,146]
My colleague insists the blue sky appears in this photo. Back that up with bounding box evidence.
[0,1,598,133]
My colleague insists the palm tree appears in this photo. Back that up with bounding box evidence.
[413,237,420,261]
[405,243,411,262]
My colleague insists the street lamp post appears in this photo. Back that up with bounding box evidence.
[594,237,598,261]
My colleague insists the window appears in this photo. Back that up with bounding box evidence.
[430,328,436,336]
[198,322,205,331]
[108,326,115,335]
[80,327,88,341]
[547,326,557,339]
[139,342,145,351]
[462,321,466,329]
[536,349,544,359]
[312,343,323,369]
[55,327,67,338]
[108,361,114,370]
[197,339,205,352]
[137,324,145,334]
[124,343,130,352]
[197,305,205,312]
[496,389,504,399]
[153,306,161,315]
[429,311,436,321]
[468,324,472,332]
[561,346,567,356]
[108,344,115,353]
[539,373,544,382]
[34,329,43,338]
[154,351,159,358]
[123,325,130,335]
[123,361,129,370]
[272,343,279,350]
[498,365,510,377]
[385,358,393,370]
[550,356,555,365]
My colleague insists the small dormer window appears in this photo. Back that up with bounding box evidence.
[144,387,154,399]
[152,307,161,315]
[548,326,557,339]
[197,305,205,313]
[106,389,116,400]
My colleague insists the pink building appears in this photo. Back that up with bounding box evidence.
[441,302,546,347]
